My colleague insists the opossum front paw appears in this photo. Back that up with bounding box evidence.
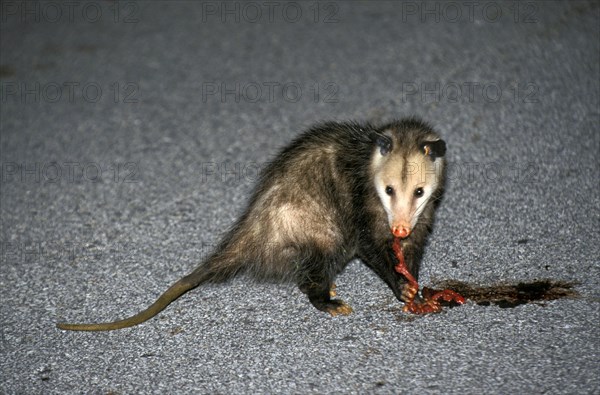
[325,300,353,317]
[401,288,466,314]
[399,281,441,314]
[400,282,419,303]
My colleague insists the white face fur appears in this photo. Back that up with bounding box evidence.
[371,142,444,238]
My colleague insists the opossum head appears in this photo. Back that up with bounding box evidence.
[371,122,446,239]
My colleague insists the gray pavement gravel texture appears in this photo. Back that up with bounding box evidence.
[1,1,599,394]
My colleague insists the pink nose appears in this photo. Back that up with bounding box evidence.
[392,225,411,238]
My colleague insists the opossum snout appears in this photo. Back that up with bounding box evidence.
[392,224,411,239]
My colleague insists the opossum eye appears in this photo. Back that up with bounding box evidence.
[414,188,424,198]
[385,186,395,196]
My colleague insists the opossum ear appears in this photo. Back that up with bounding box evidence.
[422,139,446,159]
[376,135,393,156]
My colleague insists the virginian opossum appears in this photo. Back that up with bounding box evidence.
[57,118,446,331]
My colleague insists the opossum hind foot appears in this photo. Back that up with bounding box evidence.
[310,298,353,316]
[301,282,352,316]
[326,300,353,316]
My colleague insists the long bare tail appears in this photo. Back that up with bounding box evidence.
[56,279,198,331]
[56,255,236,331]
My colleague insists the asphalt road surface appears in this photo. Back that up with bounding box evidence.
[1,1,598,394]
